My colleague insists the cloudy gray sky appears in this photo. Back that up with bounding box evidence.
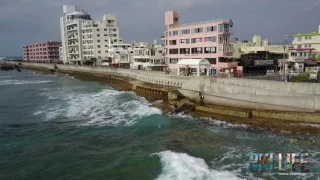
[1,0,320,56]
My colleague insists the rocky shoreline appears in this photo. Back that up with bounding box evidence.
[21,65,320,137]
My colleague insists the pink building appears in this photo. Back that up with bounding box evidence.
[23,41,61,63]
[162,10,238,75]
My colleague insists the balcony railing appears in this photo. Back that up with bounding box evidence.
[289,57,305,62]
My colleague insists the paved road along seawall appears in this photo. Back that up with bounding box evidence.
[17,62,320,113]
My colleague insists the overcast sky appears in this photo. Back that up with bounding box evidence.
[1,0,320,56]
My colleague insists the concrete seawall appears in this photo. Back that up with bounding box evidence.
[15,62,320,114]
[180,77,320,113]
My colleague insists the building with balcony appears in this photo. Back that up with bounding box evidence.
[22,41,61,62]
[288,24,320,71]
[59,47,63,61]
[104,40,132,68]
[231,35,286,59]
[60,5,124,65]
[161,10,236,74]
[130,40,166,71]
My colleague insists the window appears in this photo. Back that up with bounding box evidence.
[104,28,107,31]
[97,45,100,48]
[309,36,312,39]
[193,28,203,33]
[305,45,308,48]
[204,36,217,42]
[97,29,100,31]
[219,24,224,32]
[172,31,178,36]
[191,47,202,54]
[97,40,100,42]
[308,44,311,48]
[180,39,190,44]
[105,40,108,42]
[98,51,101,53]
[98,56,101,59]
[181,29,190,34]
[104,34,108,36]
[179,48,190,54]
[206,26,217,32]
[204,47,216,53]
[191,38,202,43]
[169,31,172,36]
[169,58,178,64]
[169,49,179,54]
[206,58,216,64]
[297,37,302,41]
[305,36,308,40]
[97,34,100,37]
[297,45,302,48]
[169,40,177,45]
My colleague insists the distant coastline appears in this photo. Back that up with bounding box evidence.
[0,56,23,60]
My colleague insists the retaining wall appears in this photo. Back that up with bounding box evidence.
[21,63,186,87]
[180,77,320,113]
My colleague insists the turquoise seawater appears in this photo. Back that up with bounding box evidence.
[1,70,320,180]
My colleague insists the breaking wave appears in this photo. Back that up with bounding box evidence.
[35,87,162,126]
[0,79,53,86]
[152,150,243,180]
[169,113,249,130]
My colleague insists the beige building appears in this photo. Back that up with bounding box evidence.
[231,35,286,59]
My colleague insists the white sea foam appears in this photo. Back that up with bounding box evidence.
[153,150,243,180]
[36,88,162,126]
[299,123,320,128]
[169,113,249,130]
[0,79,53,86]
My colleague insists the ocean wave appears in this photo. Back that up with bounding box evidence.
[0,79,53,86]
[152,150,243,180]
[35,88,162,126]
[169,113,249,130]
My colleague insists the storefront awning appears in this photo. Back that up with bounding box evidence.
[177,59,211,66]
[304,60,317,66]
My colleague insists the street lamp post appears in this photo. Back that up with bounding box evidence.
[282,35,290,81]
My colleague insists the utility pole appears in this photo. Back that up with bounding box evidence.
[283,35,289,81]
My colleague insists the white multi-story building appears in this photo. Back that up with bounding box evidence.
[103,40,132,68]
[130,40,166,71]
[60,5,124,65]
[59,47,63,61]
[287,25,320,71]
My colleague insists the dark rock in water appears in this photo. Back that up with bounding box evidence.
[0,63,22,71]
[49,69,56,73]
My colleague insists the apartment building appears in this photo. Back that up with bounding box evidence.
[130,40,166,71]
[161,10,236,74]
[105,41,132,68]
[23,41,61,62]
[60,5,124,65]
[288,24,320,71]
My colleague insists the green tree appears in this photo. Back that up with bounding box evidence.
[90,57,97,66]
